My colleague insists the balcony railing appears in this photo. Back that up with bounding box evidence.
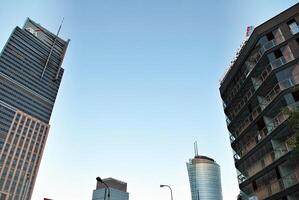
[237,148,288,184]
[237,137,295,184]
[224,31,285,105]
[232,71,299,140]
[248,168,299,200]
[227,55,293,124]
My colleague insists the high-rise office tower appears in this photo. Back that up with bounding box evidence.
[93,178,129,200]
[0,18,69,200]
[219,3,299,200]
[186,143,223,200]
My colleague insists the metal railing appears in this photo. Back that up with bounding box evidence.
[233,71,299,140]
[237,136,295,184]
[227,55,292,124]
[223,32,285,104]
[248,168,299,200]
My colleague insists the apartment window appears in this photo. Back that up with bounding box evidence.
[287,19,299,35]
[275,167,281,179]
[292,90,299,102]
[252,180,258,191]
[257,118,265,130]
[247,104,253,113]
[273,49,283,59]
[266,32,275,41]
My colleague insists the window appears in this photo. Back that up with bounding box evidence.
[247,104,253,113]
[273,49,283,59]
[275,167,281,179]
[257,118,265,130]
[292,90,299,102]
[296,38,299,45]
[266,32,275,41]
[252,180,258,191]
[287,19,299,35]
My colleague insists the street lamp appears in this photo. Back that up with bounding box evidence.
[160,184,173,200]
[96,177,110,200]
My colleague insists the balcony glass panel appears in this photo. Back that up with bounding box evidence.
[289,22,299,35]
[238,136,295,184]
[248,168,299,199]
[234,70,299,137]
[228,54,294,122]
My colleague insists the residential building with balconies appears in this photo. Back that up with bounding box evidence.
[220,3,299,200]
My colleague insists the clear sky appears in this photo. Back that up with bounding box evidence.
[0,0,298,200]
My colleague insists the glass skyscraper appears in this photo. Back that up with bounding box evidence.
[0,18,69,200]
[186,144,223,200]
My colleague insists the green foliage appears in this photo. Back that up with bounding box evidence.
[286,108,299,153]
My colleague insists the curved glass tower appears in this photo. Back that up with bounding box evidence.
[186,143,223,200]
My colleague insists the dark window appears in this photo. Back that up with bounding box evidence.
[275,167,281,179]
[282,197,287,200]
[257,119,265,130]
[266,32,275,41]
[287,19,297,25]
[296,38,299,45]
[247,104,253,113]
[274,49,283,59]
[292,90,299,102]
[252,180,257,191]
[287,19,299,35]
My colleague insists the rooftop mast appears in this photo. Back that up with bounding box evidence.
[194,141,199,157]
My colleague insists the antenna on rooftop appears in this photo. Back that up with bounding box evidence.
[194,141,199,157]
[41,17,65,79]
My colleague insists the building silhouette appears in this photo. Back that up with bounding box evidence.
[0,18,69,200]
[186,142,223,200]
[219,3,299,200]
[92,178,129,200]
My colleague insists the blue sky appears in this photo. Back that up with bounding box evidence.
[0,1,298,200]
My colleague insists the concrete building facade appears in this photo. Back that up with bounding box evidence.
[220,3,299,200]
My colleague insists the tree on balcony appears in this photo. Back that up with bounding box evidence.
[285,108,299,153]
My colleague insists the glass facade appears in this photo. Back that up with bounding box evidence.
[0,18,69,200]
[187,157,223,200]
[92,188,129,200]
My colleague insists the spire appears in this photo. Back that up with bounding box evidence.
[41,17,65,79]
[194,141,199,157]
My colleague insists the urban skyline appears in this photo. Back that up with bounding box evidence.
[1,1,299,200]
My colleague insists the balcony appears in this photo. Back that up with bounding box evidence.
[248,168,299,200]
[233,71,299,140]
[237,138,294,184]
[225,29,285,105]
[228,55,293,125]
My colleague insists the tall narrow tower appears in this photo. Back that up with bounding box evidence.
[186,142,223,200]
[0,18,69,200]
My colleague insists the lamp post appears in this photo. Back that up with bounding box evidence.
[96,177,111,200]
[160,184,173,200]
